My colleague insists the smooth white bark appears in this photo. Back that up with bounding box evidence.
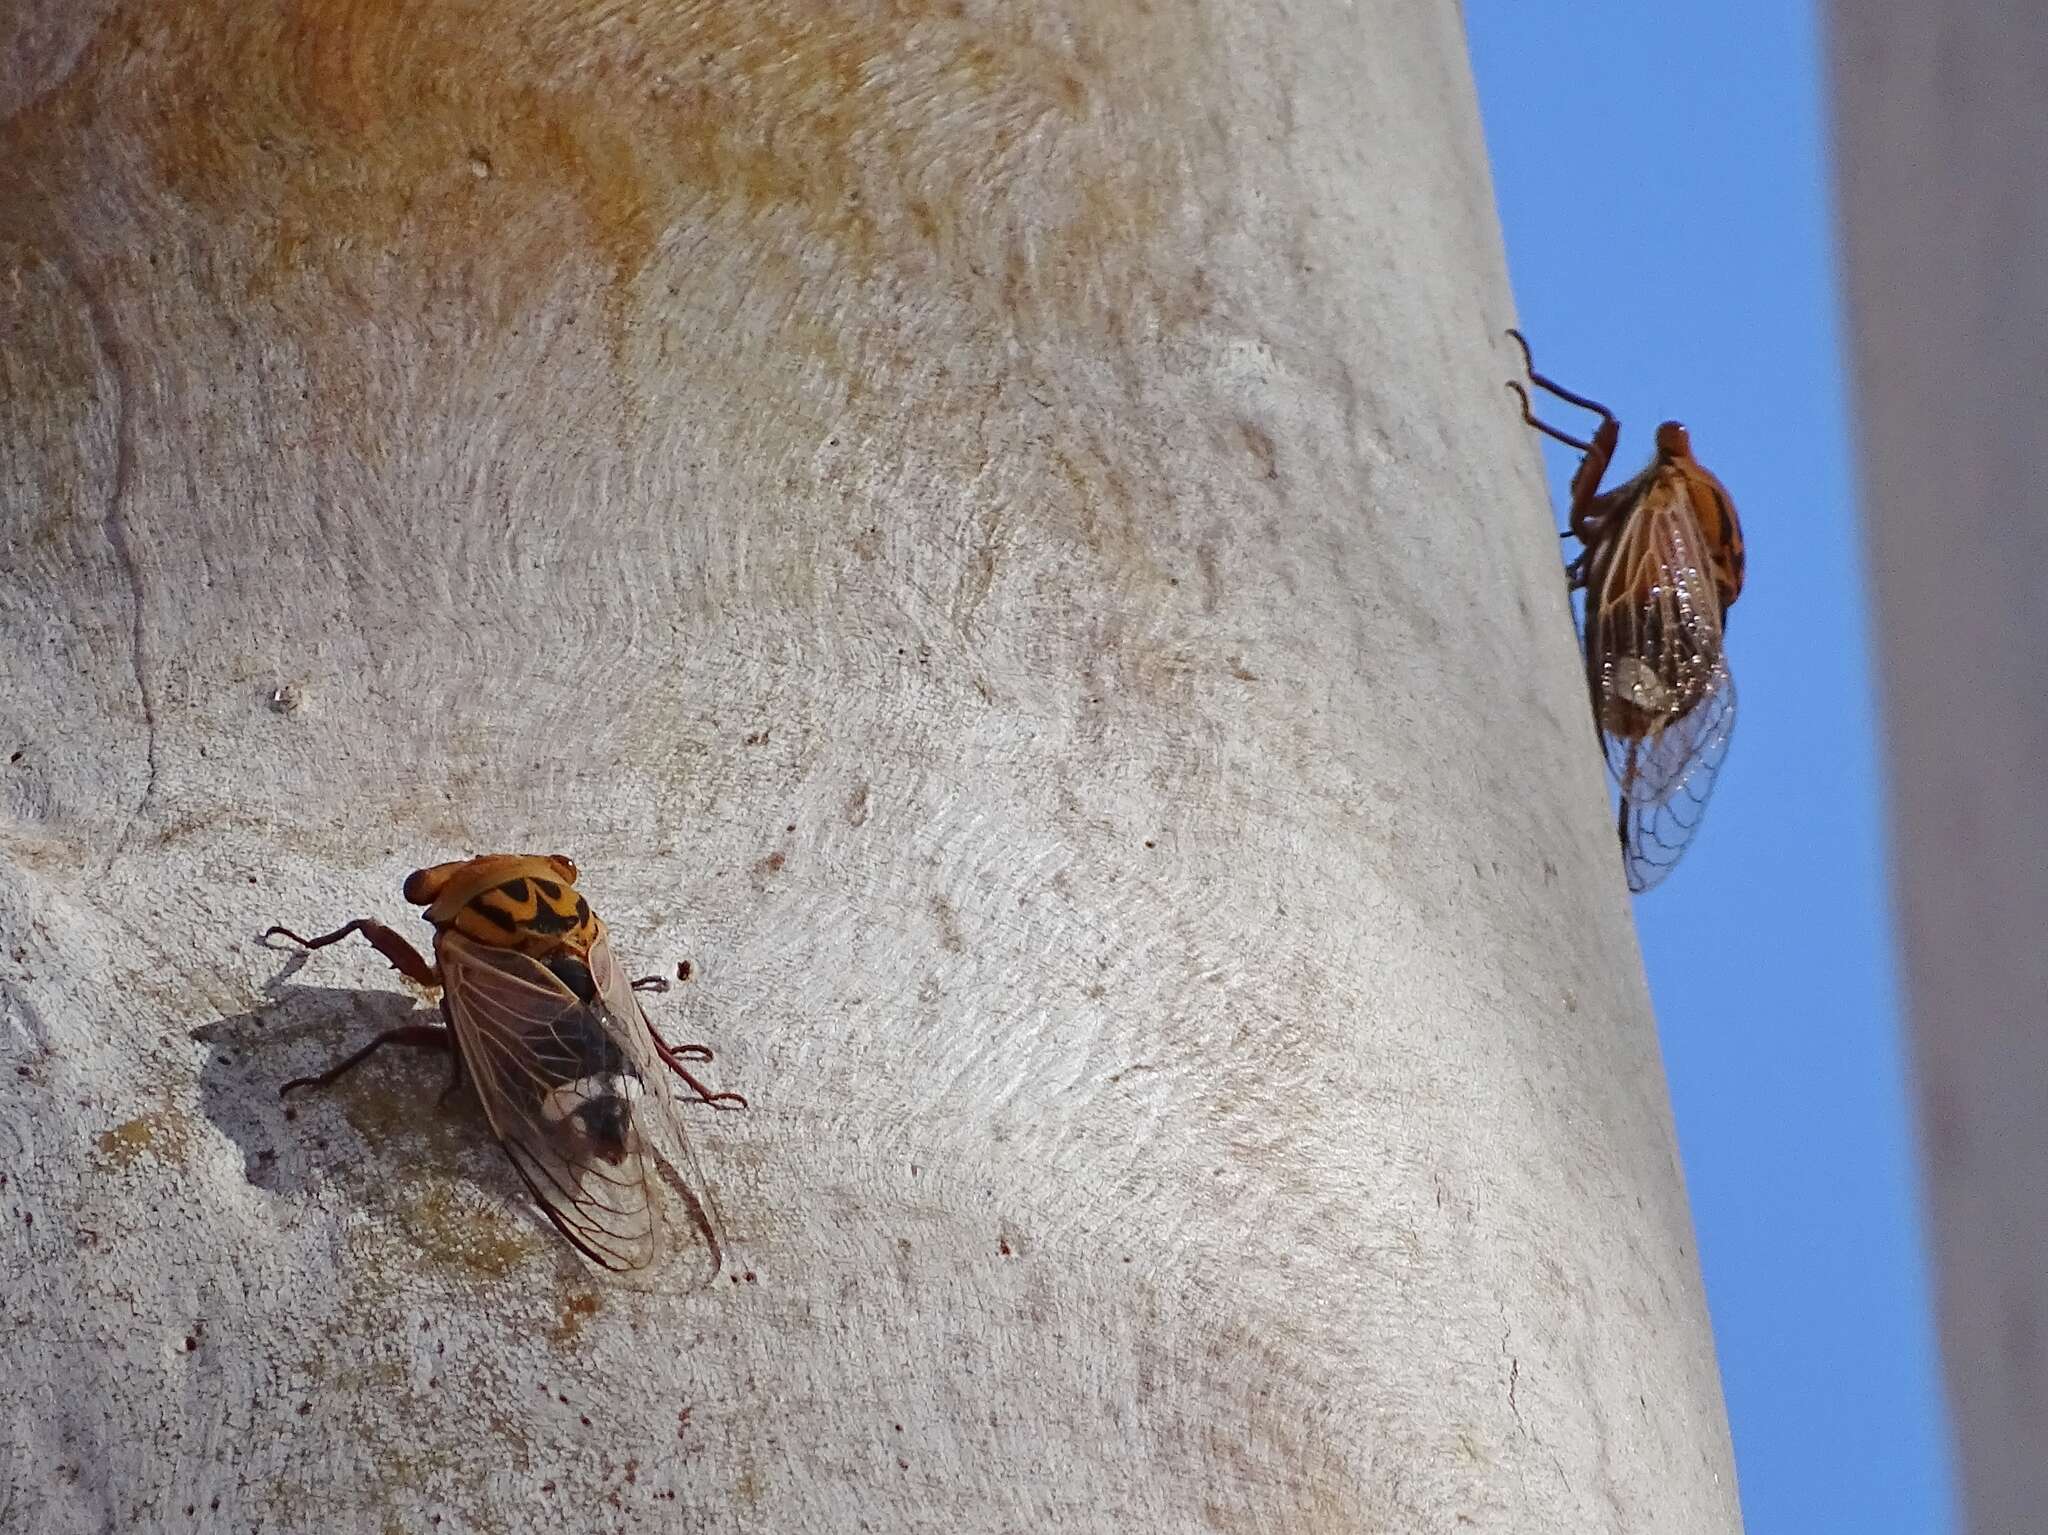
[0,3,1738,1529]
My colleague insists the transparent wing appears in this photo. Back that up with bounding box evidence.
[1608,665,1736,893]
[585,930,725,1285]
[1582,477,1739,893]
[438,926,711,1276]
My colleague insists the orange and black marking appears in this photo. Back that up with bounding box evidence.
[404,853,600,959]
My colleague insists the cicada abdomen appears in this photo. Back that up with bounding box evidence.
[1508,334,1746,893]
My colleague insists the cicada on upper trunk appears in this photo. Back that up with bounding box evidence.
[1507,330,1746,893]
[269,854,746,1276]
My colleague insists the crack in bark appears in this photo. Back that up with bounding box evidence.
[59,236,158,868]
[1501,1323,1526,1436]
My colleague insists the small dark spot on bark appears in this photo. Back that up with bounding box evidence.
[998,1238,1011,1256]
[744,1270,757,1283]
[898,1458,910,1470]
[743,729,769,746]
[184,1335,199,1351]
[296,1403,310,1416]
[676,960,693,982]
[7,751,21,764]
[1143,840,1156,849]
[1239,420,1279,481]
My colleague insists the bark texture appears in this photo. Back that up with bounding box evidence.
[0,2,1738,1529]
[1831,5,2047,1528]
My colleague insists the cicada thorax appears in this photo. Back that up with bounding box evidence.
[400,853,598,958]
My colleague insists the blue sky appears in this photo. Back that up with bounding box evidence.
[1463,4,1955,1530]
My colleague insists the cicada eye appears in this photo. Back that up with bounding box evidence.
[545,854,580,886]
[1654,421,1692,458]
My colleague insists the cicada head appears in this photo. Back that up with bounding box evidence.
[1654,420,1694,460]
[403,852,580,909]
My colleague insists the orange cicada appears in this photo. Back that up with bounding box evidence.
[268,853,745,1274]
[1507,330,1745,893]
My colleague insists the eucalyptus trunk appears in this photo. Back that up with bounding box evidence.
[0,3,1738,1530]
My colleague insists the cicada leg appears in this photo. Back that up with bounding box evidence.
[266,918,460,1099]
[631,960,694,993]
[1505,329,1623,540]
[264,917,440,989]
[642,1015,748,1111]
[435,996,469,1108]
[1506,378,1595,452]
[1563,539,1593,592]
[1507,328,1618,422]
[280,1023,453,1097]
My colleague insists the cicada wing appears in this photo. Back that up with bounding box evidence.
[437,929,664,1273]
[1584,478,1739,893]
[586,928,724,1287]
[1612,665,1736,893]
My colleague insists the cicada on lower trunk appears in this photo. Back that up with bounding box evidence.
[1507,331,1746,893]
[268,854,746,1277]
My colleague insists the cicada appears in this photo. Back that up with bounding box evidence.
[1507,330,1745,893]
[268,854,745,1274]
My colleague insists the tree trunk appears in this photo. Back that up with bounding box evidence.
[0,3,1739,1530]
[1831,5,2048,1528]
